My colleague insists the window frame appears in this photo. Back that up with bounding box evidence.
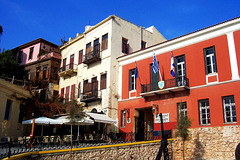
[204,46,217,75]
[100,73,107,90]
[78,50,83,64]
[121,110,126,128]
[177,102,187,118]
[122,38,129,54]
[4,99,12,120]
[129,69,136,91]
[223,96,237,123]
[29,47,34,60]
[102,33,108,50]
[198,99,211,125]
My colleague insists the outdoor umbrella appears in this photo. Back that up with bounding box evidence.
[22,117,63,136]
[55,116,94,136]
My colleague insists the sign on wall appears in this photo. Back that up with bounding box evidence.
[127,118,131,123]
[155,113,169,123]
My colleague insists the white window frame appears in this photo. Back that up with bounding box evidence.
[121,110,126,128]
[199,99,211,125]
[177,102,187,118]
[223,96,237,123]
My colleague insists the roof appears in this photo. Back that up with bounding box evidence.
[13,38,59,51]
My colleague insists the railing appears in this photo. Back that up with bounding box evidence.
[80,90,102,102]
[0,131,172,159]
[59,63,78,73]
[141,76,189,93]
[83,44,101,64]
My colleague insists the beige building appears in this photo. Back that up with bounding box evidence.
[0,78,32,139]
[59,15,166,133]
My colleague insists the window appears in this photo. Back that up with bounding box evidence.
[71,84,75,100]
[18,104,24,123]
[176,55,186,86]
[78,50,83,64]
[100,73,107,90]
[36,67,40,79]
[223,96,237,123]
[65,86,70,102]
[70,54,74,69]
[62,58,66,71]
[204,46,217,74]
[121,110,126,127]
[26,70,31,81]
[29,47,34,60]
[78,82,81,98]
[86,42,92,54]
[94,38,100,54]
[102,33,108,50]
[141,41,146,49]
[53,67,58,80]
[129,69,136,91]
[199,99,211,125]
[4,99,12,120]
[60,88,64,98]
[43,67,48,79]
[18,51,23,64]
[177,102,187,118]
[122,38,129,54]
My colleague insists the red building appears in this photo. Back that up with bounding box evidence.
[117,17,240,141]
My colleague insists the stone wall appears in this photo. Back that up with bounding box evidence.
[29,141,173,160]
[173,125,240,160]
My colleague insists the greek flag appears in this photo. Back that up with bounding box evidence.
[152,52,159,74]
[170,52,175,77]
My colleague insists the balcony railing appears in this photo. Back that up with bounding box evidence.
[80,90,102,103]
[59,63,77,78]
[141,76,189,97]
[83,44,101,65]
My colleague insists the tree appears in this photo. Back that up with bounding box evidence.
[0,50,21,78]
[65,99,84,153]
[175,106,192,160]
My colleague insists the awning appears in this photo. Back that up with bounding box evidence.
[86,112,117,124]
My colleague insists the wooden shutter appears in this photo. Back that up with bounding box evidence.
[78,50,83,64]
[61,88,65,98]
[65,86,70,101]
[100,73,107,90]
[71,84,75,99]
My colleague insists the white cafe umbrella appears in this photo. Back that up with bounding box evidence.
[22,117,63,136]
[55,116,94,136]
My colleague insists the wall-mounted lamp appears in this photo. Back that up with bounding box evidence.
[152,104,159,114]
[124,108,130,118]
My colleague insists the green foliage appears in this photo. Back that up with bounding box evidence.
[65,99,84,123]
[0,50,20,78]
[175,112,192,141]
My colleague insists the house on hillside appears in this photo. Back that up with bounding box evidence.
[0,78,32,139]
[117,16,240,145]
[59,15,166,134]
[13,38,61,102]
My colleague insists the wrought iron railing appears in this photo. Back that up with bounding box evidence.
[141,76,189,93]
[59,63,78,73]
[0,131,172,159]
[80,90,102,102]
[83,45,101,64]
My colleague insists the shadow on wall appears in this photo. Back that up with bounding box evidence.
[191,132,205,159]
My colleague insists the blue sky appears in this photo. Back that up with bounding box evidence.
[0,0,240,50]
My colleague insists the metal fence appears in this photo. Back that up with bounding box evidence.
[0,131,171,159]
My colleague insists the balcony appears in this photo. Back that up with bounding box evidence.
[83,45,101,65]
[80,81,101,103]
[59,63,77,78]
[80,90,102,103]
[140,76,189,97]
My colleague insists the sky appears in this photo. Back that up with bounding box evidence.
[0,0,240,50]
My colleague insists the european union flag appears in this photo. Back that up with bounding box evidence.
[152,52,159,74]
[135,66,138,78]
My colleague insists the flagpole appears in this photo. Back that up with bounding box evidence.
[159,69,162,81]
[135,61,142,85]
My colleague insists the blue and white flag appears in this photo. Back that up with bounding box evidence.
[170,52,175,77]
[152,52,159,74]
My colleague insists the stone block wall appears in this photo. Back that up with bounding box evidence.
[173,125,240,160]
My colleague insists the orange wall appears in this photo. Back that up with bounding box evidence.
[119,32,240,133]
